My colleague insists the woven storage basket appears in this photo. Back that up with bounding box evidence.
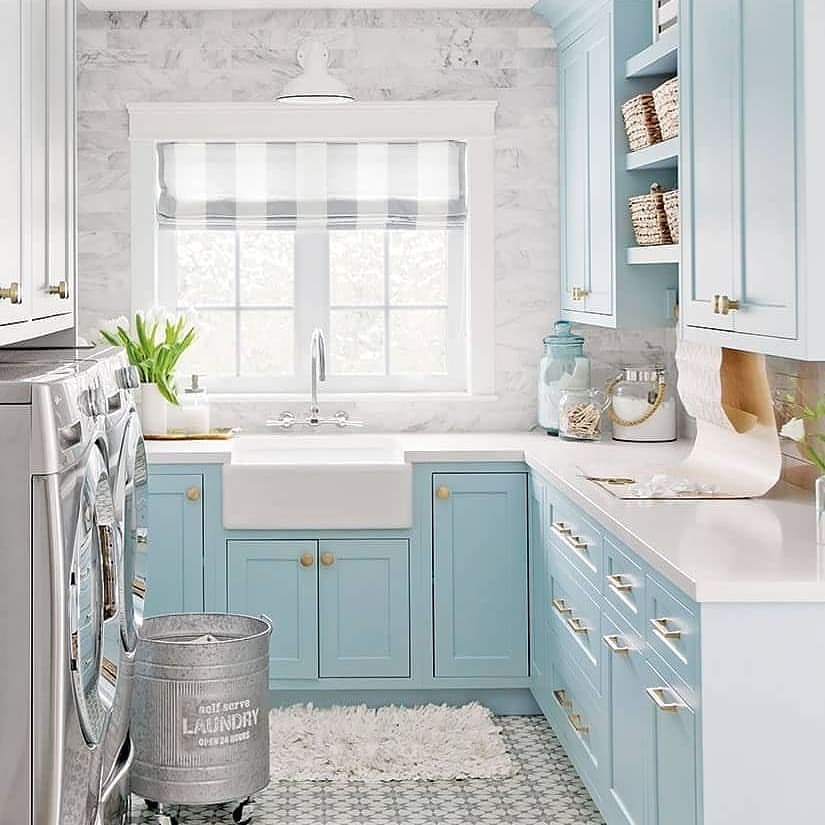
[652,77,679,140]
[621,93,662,152]
[629,183,672,246]
[662,189,680,243]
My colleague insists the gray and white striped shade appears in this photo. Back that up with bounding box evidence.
[156,141,467,230]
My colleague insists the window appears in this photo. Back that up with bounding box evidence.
[130,102,496,396]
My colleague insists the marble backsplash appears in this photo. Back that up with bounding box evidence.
[75,5,679,432]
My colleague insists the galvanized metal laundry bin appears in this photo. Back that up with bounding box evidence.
[130,613,272,809]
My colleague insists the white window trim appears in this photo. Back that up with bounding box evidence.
[128,100,497,397]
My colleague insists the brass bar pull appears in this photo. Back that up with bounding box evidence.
[320,552,335,567]
[300,553,315,568]
[566,616,588,634]
[646,686,686,713]
[551,521,571,535]
[603,634,630,654]
[0,282,21,304]
[606,573,633,592]
[47,280,69,299]
[568,712,590,734]
[186,486,201,502]
[650,617,681,641]
[552,597,572,615]
[552,688,572,710]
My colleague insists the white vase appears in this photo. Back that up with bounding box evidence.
[139,383,168,435]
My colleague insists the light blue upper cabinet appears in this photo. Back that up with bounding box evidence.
[145,473,204,617]
[227,540,319,680]
[433,473,528,678]
[553,0,678,329]
[318,539,410,678]
[682,0,825,358]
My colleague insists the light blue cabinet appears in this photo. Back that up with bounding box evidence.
[145,473,204,616]
[318,539,410,678]
[433,472,528,678]
[227,540,319,680]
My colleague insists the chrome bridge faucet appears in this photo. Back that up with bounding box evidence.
[267,327,364,429]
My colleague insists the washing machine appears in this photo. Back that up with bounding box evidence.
[0,358,128,825]
[0,346,147,824]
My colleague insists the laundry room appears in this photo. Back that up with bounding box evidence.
[1,1,824,824]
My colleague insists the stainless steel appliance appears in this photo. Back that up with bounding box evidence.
[0,349,145,825]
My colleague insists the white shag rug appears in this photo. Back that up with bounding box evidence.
[269,702,516,782]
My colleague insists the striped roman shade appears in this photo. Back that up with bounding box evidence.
[156,141,467,230]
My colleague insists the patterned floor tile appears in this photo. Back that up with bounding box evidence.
[130,715,605,824]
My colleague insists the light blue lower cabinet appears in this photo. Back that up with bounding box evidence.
[433,472,529,678]
[145,473,204,617]
[318,539,410,678]
[227,540,319,680]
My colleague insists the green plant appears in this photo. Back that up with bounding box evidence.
[95,309,197,405]
[779,395,825,474]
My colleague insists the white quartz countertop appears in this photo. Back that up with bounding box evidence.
[145,432,822,604]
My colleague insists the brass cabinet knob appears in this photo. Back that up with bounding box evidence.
[0,282,21,304]
[435,485,450,500]
[47,280,69,299]
[185,486,201,502]
[320,552,335,567]
[300,553,315,568]
[712,294,740,315]
[571,286,589,301]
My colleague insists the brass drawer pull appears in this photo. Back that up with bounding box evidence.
[300,553,315,568]
[712,294,740,315]
[185,486,201,502]
[603,634,630,654]
[0,281,21,304]
[650,617,681,641]
[552,597,572,615]
[566,616,588,634]
[568,712,590,734]
[606,573,633,592]
[571,287,590,301]
[646,686,686,713]
[435,485,450,500]
[552,688,572,710]
[320,552,335,567]
[551,521,571,536]
[47,280,69,299]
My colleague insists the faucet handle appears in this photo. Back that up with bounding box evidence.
[333,410,364,428]
[267,411,296,429]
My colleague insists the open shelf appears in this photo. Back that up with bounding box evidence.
[625,28,679,78]
[626,244,680,265]
[626,137,679,171]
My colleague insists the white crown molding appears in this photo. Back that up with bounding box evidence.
[84,0,534,9]
[127,100,498,142]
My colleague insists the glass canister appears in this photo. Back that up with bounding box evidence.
[607,365,677,442]
[558,388,609,441]
[173,374,211,434]
[538,321,591,435]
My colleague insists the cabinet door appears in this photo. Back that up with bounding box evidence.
[227,540,318,680]
[145,473,204,616]
[318,539,410,678]
[559,13,613,318]
[433,473,528,678]
[0,0,26,327]
[603,612,647,825]
[645,661,698,825]
[529,477,547,703]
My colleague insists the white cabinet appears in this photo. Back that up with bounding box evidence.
[0,0,74,345]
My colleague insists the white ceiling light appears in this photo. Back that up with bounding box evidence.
[277,40,354,104]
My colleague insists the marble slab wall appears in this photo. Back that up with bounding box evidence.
[75,4,678,432]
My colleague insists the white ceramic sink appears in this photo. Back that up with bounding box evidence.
[222,434,412,530]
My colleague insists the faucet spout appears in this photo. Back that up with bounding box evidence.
[310,327,327,421]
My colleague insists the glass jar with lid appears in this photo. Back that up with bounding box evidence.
[558,388,609,441]
[607,365,677,442]
[537,321,591,435]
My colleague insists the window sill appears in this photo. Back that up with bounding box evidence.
[209,392,500,405]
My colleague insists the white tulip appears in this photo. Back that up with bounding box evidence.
[94,315,130,343]
[779,417,806,442]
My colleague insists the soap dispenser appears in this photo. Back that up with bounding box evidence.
[176,374,210,434]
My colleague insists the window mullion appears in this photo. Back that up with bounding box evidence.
[384,229,390,376]
[294,229,329,390]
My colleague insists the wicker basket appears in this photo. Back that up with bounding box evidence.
[629,183,673,246]
[652,77,679,140]
[621,93,662,152]
[662,188,680,243]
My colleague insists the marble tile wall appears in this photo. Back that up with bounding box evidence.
[75,4,677,432]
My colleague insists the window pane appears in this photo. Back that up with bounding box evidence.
[239,231,294,307]
[175,231,235,306]
[330,309,385,375]
[389,230,448,306]
[389,309,448,375]
[178,309,237,377]
[239,310,294,376]
[330,230,385,306]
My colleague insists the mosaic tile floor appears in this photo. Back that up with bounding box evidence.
[130,715,605,825]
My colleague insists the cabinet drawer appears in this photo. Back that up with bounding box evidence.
[549,555,602,694]
[548,650,607,791]
[603,536,645,632]
[645,576,699,691]
[547,499,603,588]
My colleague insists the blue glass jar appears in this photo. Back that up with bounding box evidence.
[537,321,590,435]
